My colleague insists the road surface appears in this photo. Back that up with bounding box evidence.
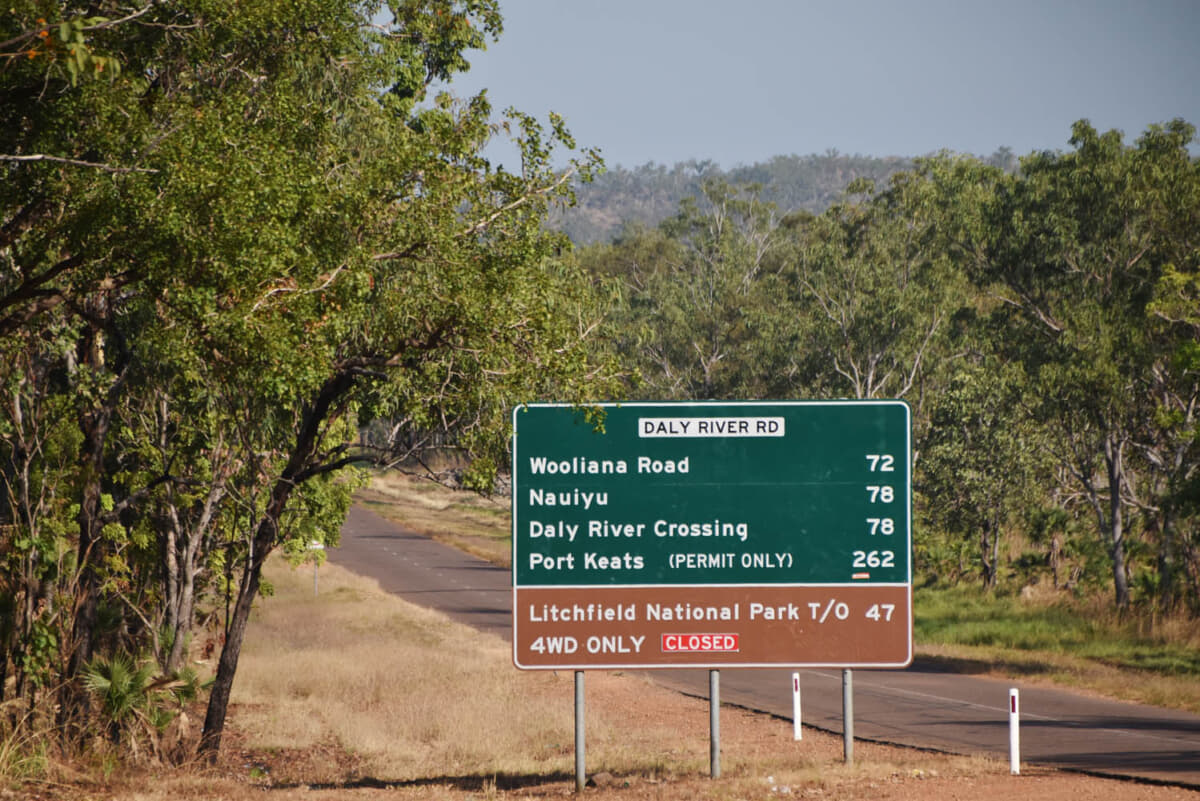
[330,504,1200,788]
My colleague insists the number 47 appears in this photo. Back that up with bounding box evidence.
[865,603,895,622]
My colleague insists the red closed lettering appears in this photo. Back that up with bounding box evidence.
[661,633,739,653]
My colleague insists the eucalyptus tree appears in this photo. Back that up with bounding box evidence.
[918,360,1045,588]
[876,154,1052,587]
[2,0,617,757]
[587,180,785,400]
[1133,121,1200,611]
[774,173,969,407]
[975,121,1199,611]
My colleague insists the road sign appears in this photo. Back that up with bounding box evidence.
[511,401,912,669]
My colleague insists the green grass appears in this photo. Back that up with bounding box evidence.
[916,585,1200,672]
[914,584,1200,711]
[917,586,1093,648]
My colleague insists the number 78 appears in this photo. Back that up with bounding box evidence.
[866,485,894,503]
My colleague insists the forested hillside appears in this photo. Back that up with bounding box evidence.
[552,148,1019,244]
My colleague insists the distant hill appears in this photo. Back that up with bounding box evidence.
[551,152,916,244]
[553,147,1022,244]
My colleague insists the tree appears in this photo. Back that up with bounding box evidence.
[586,179,785,399]
[975,120,1199,611]
[918,360,1043,589]
[2,0,618,757]
[774,174,967,406]
[1136,122,1200,612]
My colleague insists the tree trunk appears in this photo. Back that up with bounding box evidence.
[1156,508,1176,613]
[59,400,113,739]
[1104,437,1131,611]
[198,503,280,758]
[60,313,126,741]
[981,516,1001,590]
[161,511,181,668]
[165,571,197,674]
[198,369,356,760]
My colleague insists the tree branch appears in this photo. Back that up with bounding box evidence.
[457,166,577,239]
[0,154,158,174]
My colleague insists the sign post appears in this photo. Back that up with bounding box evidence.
[843,668,854,764]
[511,401,913,671]
[709,669,720,778]
[575,671,586,791]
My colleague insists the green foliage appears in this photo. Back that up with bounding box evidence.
[279,469,366,566]
[83,653,207,754]
[3,0,620,758]
[83,653,156,730]
[0,9,122,85]
[773,183,963,401]
[19,620,58,691]
[583,180,786,399]
[918,360,1044,588]
[580,119,1200,624]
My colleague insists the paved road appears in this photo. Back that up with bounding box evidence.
[331,505,1200,788]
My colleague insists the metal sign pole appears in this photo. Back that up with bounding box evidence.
[575,671,586,793]
[710,669,721,778]
[843,668,854,765]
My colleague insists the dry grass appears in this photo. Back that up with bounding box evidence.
[233,560,572,779]
[17,470,1195,799]
[235,555,798,784]
[239,561,996,784]
[213,560,1082,797]
[356,470,511,566]
[27,553,1195,801]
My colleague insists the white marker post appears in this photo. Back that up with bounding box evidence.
[792,672,802,741]
[1009,688,1020,775]
[309,541,324,595]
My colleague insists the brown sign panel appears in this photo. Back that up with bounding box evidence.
[513,584,911,669]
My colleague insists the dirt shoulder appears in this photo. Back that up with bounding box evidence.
[32,557,1197,801]
[68,674,1199,801]
[64,678,1199,801]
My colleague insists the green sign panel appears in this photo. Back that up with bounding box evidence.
[512,401,911,588]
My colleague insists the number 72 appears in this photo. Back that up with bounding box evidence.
[865,454,895,472]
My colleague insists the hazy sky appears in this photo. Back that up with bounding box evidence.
[442,0,1200,169]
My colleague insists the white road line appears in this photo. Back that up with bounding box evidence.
[806,669,1197,747]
